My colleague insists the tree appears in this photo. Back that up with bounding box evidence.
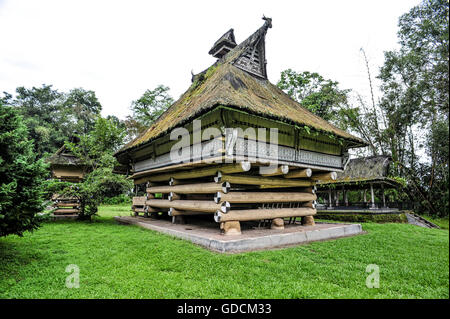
[10,85,67,156]
[338,0,449,216]
[377,0,449,216]
[125,85,173,138]
[6,85,104,157]
[63,88,102,135]
[277,70,350,124]
[0,101,48,237]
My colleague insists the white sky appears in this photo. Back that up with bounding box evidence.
[0,0,420,120]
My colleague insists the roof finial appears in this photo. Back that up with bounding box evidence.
[262,15,272,29]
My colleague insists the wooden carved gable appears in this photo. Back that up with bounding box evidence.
[233,16,271,80]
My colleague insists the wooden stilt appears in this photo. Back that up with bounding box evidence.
[370,183,376,209]
[328,188,333,208]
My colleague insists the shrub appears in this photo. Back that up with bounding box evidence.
[0,102,48,237]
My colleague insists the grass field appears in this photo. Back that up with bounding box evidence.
[0,204,448,299]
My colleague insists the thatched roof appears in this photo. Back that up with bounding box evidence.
[47,144,82,167]
[319,155,403,188]
[339,155,392,180]
[116,19,366,156]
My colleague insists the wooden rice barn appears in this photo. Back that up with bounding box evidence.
[115,18,367,235]
[47,136,85,216]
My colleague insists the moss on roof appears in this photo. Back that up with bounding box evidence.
[338,155,392,180]
[319,155,403,187]
[118,61,366,154]
[47,145,82,167]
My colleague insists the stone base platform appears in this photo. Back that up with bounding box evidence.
[114,216,364,253]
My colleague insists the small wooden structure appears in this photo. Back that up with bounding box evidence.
[115,18,366,235]
[48,137,85,215]
[316,155,403,212]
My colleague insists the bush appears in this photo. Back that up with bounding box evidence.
[102,194,132,205]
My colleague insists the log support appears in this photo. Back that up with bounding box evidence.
[301,216,315,226]
[370,183,376,209]
[221,221,241,236]
[271,218,285,230]
[130,162,324,234]
[328,188,333,209]
[284,168,312,179]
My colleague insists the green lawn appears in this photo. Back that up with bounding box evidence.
[0,204,448,299]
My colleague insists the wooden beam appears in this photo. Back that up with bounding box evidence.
[214,207,316,222]
[147,182,230,195]
[168,208,213,216]
[133,162,251,182]
[283,168,312,179]
[214,191,316,204]
[54,202,80,207]
[215,173,314,187]
[312,171,337,181]
[259,165,289,176]
[53,208,80,214]
[146,199,230,213]
[168,192,181,201]
[132,196,147,206]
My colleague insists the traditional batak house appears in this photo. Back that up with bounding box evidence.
[114,18,367,235]
[48,136,85,215]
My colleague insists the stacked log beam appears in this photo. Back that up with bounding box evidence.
[130,162,335,235]
[53,196,80,215]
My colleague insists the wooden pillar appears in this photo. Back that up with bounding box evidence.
[370,184,376,209]
[335,190,339,206]
[328,188,333,208]
[381,184,386,208]
[343,186,348,206]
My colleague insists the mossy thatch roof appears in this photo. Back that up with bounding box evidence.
[47,145,82,167]
[117,22,366,156]
[319,155,403,188]
[338,155,392,180]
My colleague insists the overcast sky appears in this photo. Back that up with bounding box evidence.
[0,0,420,120]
